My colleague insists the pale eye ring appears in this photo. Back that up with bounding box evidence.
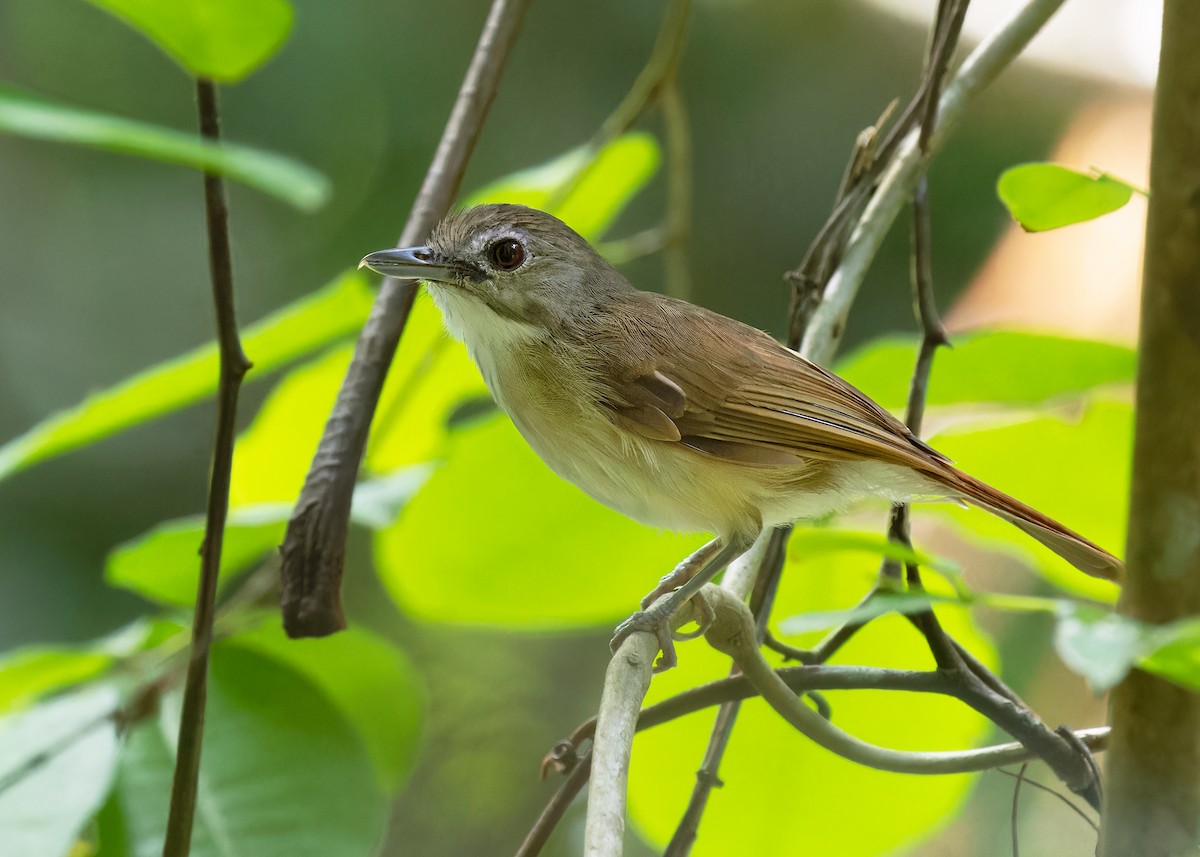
[487,238,526,271]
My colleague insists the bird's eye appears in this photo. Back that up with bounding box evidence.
[487,238,526,271]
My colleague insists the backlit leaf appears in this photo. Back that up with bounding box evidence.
[997,163,1135,232]
[925,400,1129,602]
[375,414,704,627]
[0,85,327,209]
[0,271,371,483]
[835,331,1135,412]
[83,0,293,82]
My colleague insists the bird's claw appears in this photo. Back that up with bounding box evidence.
[610,593,717,672]
[611,609,678,672]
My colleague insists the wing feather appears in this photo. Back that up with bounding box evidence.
[592,292,941,472]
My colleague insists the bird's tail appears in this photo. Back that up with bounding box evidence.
[937,466,1122,582]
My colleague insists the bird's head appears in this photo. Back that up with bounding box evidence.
[360,204,631,340]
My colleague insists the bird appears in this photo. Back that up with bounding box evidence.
[360,203,1122,669]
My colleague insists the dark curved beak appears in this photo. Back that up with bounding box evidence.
[358,246,458,283]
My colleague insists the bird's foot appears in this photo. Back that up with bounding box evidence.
[639,539,724,609]
[610,592,717,673]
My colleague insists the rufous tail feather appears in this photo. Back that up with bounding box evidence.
[938,467,1122,582]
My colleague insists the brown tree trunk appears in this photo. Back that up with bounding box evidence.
[1099,2,1200,855]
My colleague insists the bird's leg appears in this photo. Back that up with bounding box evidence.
[611,538,751,672]
[639,538,726,609]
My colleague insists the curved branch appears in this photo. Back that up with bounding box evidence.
[704,588,1108,776]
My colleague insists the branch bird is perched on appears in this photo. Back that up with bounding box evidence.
[361,204,1122,669]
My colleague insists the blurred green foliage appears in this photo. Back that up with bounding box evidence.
[0,0,1166,856]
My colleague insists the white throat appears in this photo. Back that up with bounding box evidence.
[425,284,543,408]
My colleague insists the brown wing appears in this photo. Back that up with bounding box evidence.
[585,292,1122,581]
[589,292,945,472]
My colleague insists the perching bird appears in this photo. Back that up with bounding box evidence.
[361,204,1121,668]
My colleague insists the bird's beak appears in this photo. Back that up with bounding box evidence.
[358,246,459,284]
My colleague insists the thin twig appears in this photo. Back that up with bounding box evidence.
[515,754,593,857]
[278,0,531,638]
[1011,761,1029,857]
[547,0,692,209]
[995,768,1099,832]
[523,659,1111,857]
[799,0,1070,365]
[161,79,252,857]
[663,696,736,857]
[705,589,1107,776]
[551,663,1110,757]
[661,78,693,300]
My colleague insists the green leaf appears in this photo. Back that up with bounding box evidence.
[0,648,114,715]
[107,472,427,606]
[229,620,425,791]
[0,685,121,857]
[0,271,372,482]
[108,646,388,857]
[105,504,290,605]
[1053,603,1151,692]
[0,620,180,716]
[997,163,1135,232]
[464,132,661,240]
[375,414,705,627]
[83,0,293,82]
[926,400,1129,602]
[1138,618,1200,691]
[0,85,328,209]
[629,550,995,855]
[835,330,1135,412]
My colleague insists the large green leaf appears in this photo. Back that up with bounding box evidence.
[997,163,1136,232]
[229,621,425,791]
[835,330,1135,412]
[0,271,372,482]
[106,645,387,857]
[0,685,121,857]
[83,0,293,82]
[104,504,291,605]
[0,85,327,209]
[628,550,994,855]
[375,414,705,627]
[925,400,1129,602]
